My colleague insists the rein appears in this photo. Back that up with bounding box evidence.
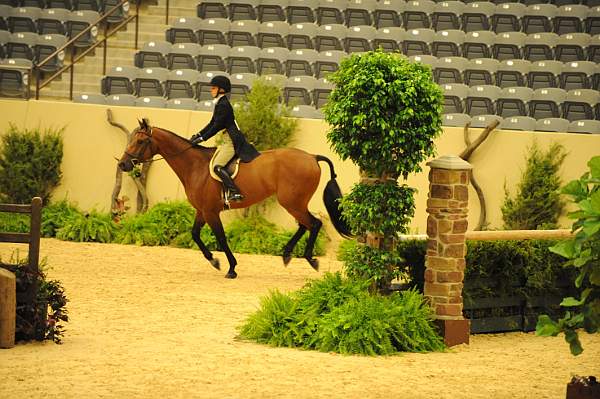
[125,126,195,164]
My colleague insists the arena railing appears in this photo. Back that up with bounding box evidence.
[34,0,141,100]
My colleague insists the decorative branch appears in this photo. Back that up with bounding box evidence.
[106,109,150,215]
[458,120,500,231]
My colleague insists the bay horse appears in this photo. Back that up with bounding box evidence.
[118,119,351,279]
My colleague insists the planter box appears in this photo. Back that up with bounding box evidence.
[463,296,524,334]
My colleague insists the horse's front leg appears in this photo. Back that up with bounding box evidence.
[206,213,238,279]
[192,215,220,271]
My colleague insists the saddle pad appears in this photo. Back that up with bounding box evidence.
[209,148,240,182]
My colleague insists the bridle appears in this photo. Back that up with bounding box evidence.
[124,125,194,165]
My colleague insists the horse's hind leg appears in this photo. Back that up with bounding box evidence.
[192,215,220,271]
[303,214,322,271]
[282,224,307,266]
[206,214,238,279]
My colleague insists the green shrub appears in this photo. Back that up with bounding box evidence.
[56,211,118,243]
[396,239,573,300]
[0,211,29,233]
[116,201,195,246]
[340,182,416,236]
[234,78,298,151]
[502,142,567,230]
[238,273,444,355]
[537,155,600,355]
[41,199,82,237]
[0,124,63,204]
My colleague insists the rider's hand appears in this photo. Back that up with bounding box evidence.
[190,134,204,144]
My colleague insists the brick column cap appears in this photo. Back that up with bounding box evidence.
[427,155,473,171]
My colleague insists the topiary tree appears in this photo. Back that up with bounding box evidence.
[0,124,63,205]
[324,50,443,289]
[502,141,567,230]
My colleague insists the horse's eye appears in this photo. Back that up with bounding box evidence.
[137,139,145,144]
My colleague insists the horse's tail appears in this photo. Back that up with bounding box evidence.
[315,155,353,238]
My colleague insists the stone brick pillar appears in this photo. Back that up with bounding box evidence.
[424,155,472,347]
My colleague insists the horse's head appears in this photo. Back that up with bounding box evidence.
[118,118,157,172]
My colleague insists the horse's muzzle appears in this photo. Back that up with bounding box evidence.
[118,158,134,172]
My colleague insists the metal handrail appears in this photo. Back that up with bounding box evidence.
[34,0,141,100]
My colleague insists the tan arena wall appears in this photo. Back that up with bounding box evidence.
[1,98,599,232]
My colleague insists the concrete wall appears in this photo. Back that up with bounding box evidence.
[1,98,599,232]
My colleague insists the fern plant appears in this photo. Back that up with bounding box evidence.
[56,211,118,243]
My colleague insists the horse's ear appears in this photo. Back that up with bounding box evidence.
[137,119,144,129]
[142,118,150,130]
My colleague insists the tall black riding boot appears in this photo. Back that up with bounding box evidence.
[214,166,244,202]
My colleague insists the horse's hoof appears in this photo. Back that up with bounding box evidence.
[306,257,319,271]
[225,271,237,279]
[282,254,291,266]
[209,258,220,270]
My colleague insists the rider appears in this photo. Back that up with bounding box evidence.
[190,75,260,202]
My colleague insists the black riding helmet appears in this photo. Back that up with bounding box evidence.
[209,75,231,93]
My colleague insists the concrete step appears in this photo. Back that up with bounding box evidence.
[147,5,196,17]
[115,30,166,44]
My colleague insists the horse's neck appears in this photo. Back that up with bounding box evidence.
[154,129,211,185]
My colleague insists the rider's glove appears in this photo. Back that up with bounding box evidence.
[190,134,204,144]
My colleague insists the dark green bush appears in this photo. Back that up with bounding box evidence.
[394,239,574,300]
[0,124,63,204]
[502,142,567,230]
[238,273,444,355]
[339,242,407,290]
[41,199,82,237]
[0,211,29,233]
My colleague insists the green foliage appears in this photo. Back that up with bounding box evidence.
[324,50,443,178]
[537,156,600,356]
[1,253,69,344]
[0,124,63,204]
[234,78,298,151]
[117,201,196,246]
[339,242,407,290]
[340,182,415,236]
[502,142,567,230]
[238,273,444,355]
[55,211,118,243]
[0,211,29,233]
[394,239,572,300]
[41,199,82,237]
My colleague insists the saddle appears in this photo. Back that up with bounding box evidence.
[209,150,240,182]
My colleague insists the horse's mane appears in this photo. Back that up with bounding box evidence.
[154,126,216,154]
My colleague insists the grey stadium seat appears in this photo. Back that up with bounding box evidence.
[314,49,345,78]
[165,68,199,99]
[285,48,317,76]
[135,67,168,97]
[567,119,600,134]
[553,5,587,35]
[435,56,467,85]
[73,92,107,105]
[257,47,289,75]
[499,116,536,131]
[555,33,590,62]
[314,24,347,52]
[492,3,525,33]
[469,114,503,129]
[135,40,171,69]
[522,4,557,34]
[560,60,595,91]
[105,94,136,106]
[66,10,99,48]
[493,31,526,61]
[462,30,495,59]
[35,33,67,73]
[38,8,68,35]
[442,113,471,127]
[167,42,201,71]
[258,0,287,23]
[312,77,333,108]
[135,96,167,108]
[462,2,495,32]
[227,45,260,74]
[373,26,403,53]
[402,28,434,56]
[286,0,318,24]
[528,87,567,119]
[316,0,346,26]
[527,60,562,89]
[5,31,36,61]
[197,0,228,19]
[586,6,600,36]
[465,84,502,116]
[284,75,316,105]
[0,58,32,98]
[166,98,200,110]
[344,25,375,53]
[197,18,230,46]
[166,17,202,44]
[286,22,318,50]
[432,1,464,31]
[373,0,403,29]
[101,65,137,95]
[402,0,434,30]
[197,44,229,72]
[588,34,600,63]
[432,29,465,58]
[228,20,259,47]
[441,82,469,113]
[524,32,558,62]
[562,89,600,121]
[8,7,40,34]
[229,0,259,22]
[257,21,289,48]
[229,72,258,101]
[464,58,499,86]
[496,86,533,117]
[197,71,231,100]
[345,0,376,27]
[535,117,569,133]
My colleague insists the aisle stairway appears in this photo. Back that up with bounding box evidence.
[39,0,190,99]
